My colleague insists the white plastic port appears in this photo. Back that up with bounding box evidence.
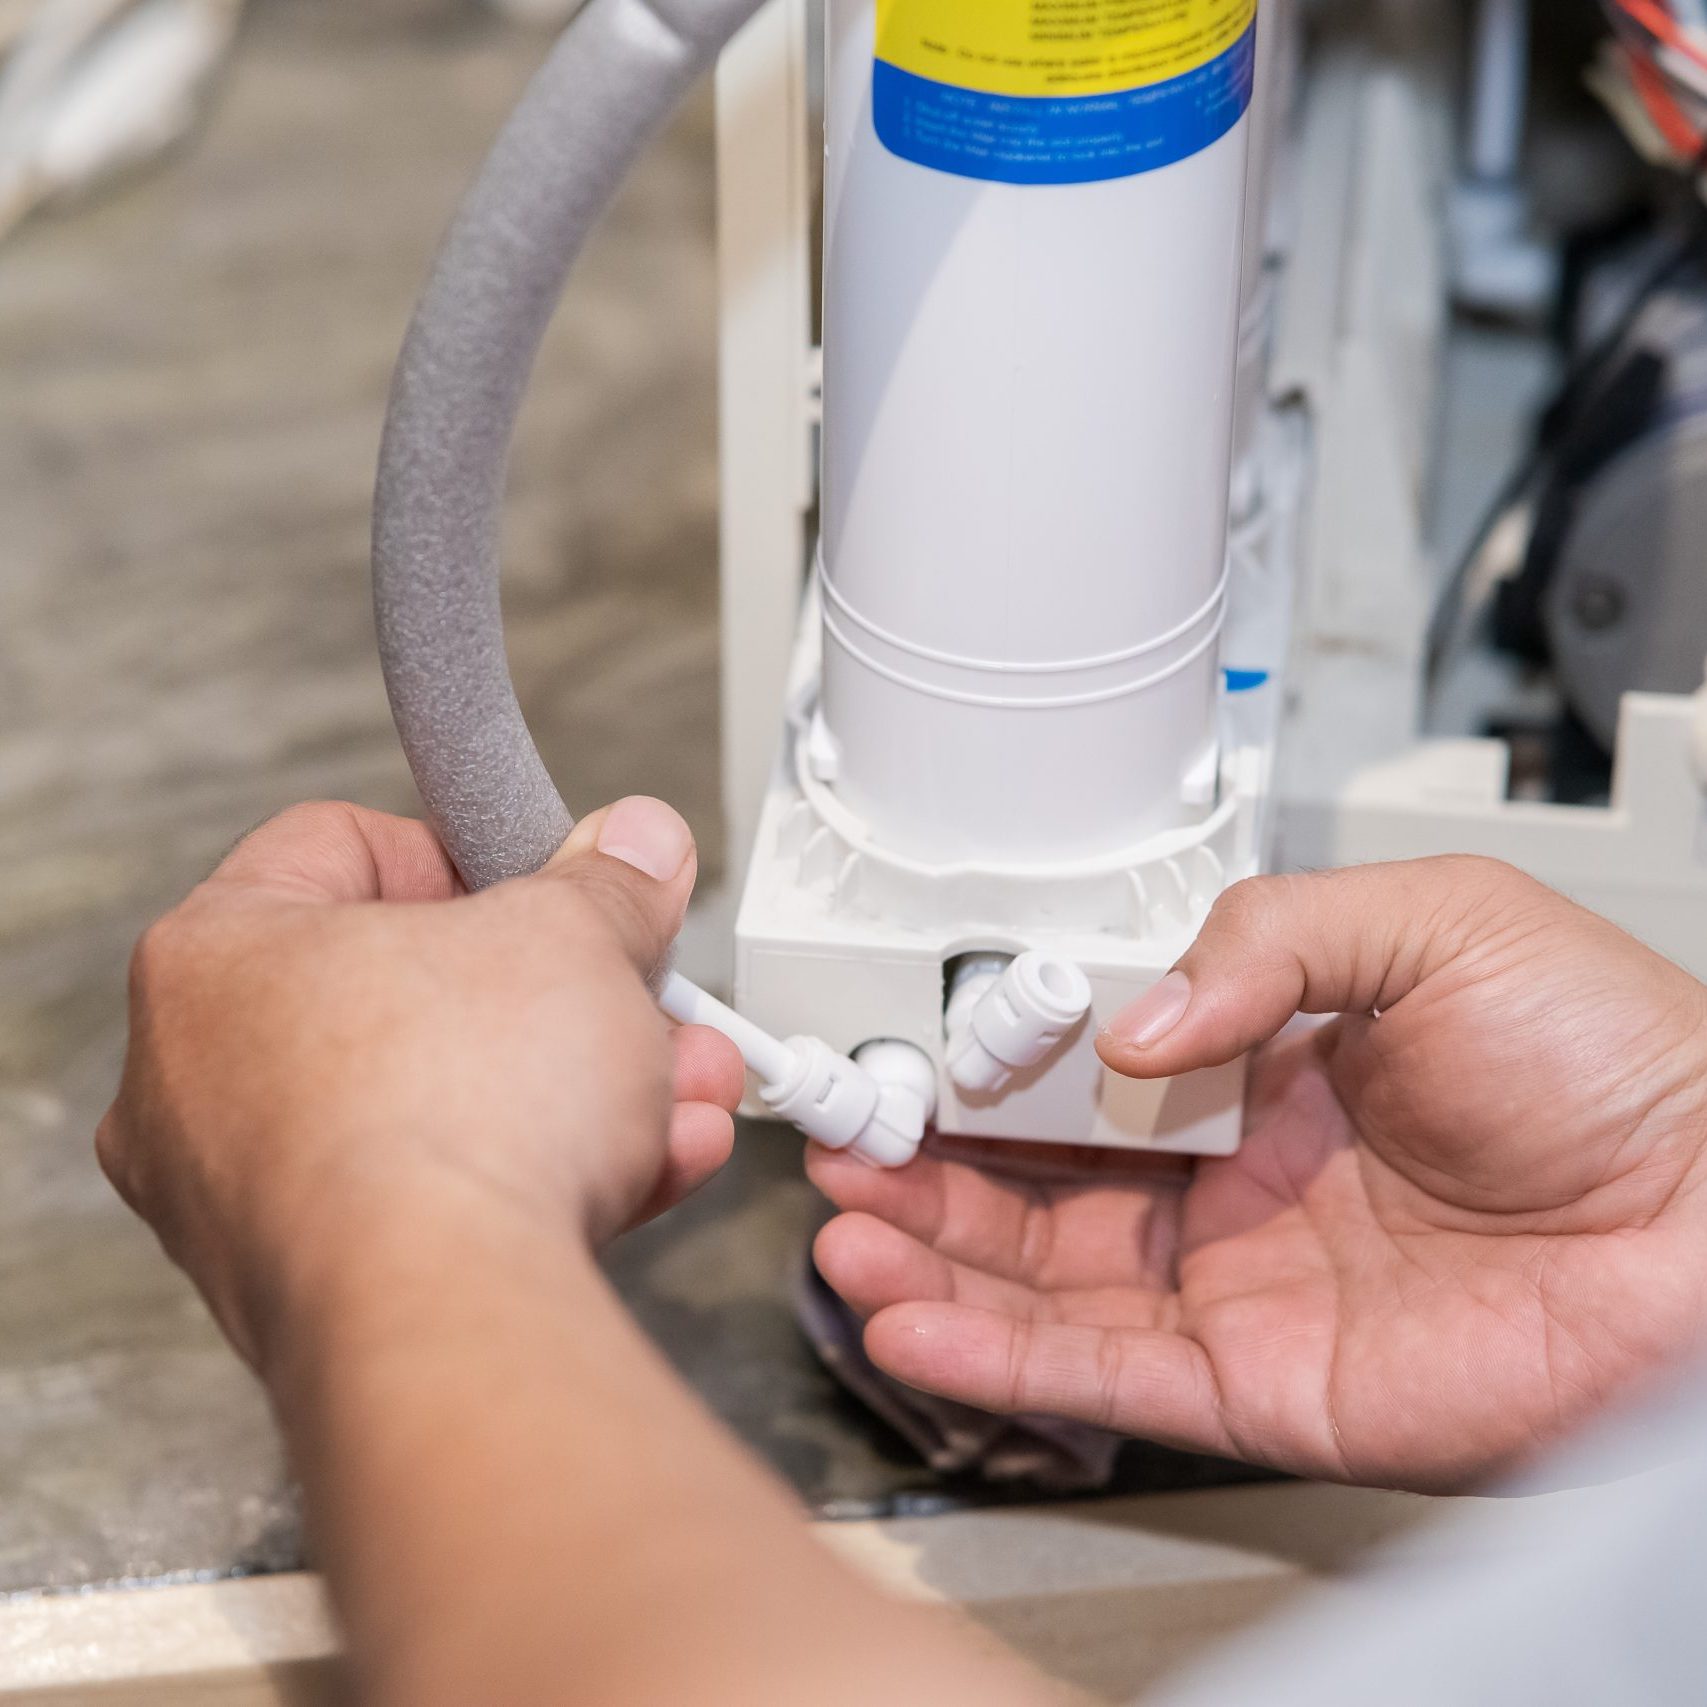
[945,951,1094,1097]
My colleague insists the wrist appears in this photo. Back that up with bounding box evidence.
[255,1169,598,1403]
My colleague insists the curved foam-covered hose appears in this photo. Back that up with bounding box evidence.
[374,0,765,890]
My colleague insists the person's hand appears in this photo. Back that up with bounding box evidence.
[97,798,745,1371]
[812,858,1707,1491]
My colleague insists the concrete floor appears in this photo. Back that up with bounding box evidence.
[0,0,737,1593]
[0,0,1263,1596]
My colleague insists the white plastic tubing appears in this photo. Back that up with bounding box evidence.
[818,0,1257,867]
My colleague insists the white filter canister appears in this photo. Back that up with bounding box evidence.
[820,0,1256,866]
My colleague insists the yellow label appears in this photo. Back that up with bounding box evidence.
[876,0,1258,100]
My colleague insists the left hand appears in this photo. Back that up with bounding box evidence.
[811,859,1707,1492]
[97,798,746,1372]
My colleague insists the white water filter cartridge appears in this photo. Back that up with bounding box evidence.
[820,0,1257,867]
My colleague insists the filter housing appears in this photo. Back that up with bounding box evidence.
[735,0,1285,1154]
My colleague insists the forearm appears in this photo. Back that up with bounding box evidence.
[269,1184,1066,1707]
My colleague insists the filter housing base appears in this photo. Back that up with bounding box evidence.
[733,612,1267,1157]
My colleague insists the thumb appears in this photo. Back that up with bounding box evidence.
[1096,856,1548,1080]
[529,796,698,981]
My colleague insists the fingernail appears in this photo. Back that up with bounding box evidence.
[1104,971,1193,1050]
[597,797,693,882]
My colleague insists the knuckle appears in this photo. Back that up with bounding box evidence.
[1208,875,1284,938]
[1424,853,1529,895]
[1016,1194,1059,1287]
[1091,1332,1127,1432]
[226,801,368,878]
[1002,1317,1036,1415]
[93,1114,124,1183]
[542,877,629,952]
[267,800,363,840]
[549,870,666,973]
[811,1217,853,1288]
[128,911,189,998]
[94,1113,142,1211]
[1416,854,1552,932]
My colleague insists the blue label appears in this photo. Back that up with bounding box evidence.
[1223,668,1270,694]
[873,25,1257,187]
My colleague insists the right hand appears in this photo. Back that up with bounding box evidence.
[812,858,1707,1491]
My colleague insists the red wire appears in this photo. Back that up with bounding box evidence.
[1630,40,1705,153]
[1613,0,1707,71]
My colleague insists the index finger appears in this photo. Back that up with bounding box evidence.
[208,802,463,905]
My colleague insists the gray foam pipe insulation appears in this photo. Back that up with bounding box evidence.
[373,0,764,892]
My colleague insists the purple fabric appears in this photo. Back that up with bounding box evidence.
[794,1249,1122,1493]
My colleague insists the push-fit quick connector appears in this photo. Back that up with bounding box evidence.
[946,951,1095,1097]
[762,1037,933,1169]
[658,972,933,1169]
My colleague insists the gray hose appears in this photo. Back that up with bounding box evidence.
[373,0,765,890]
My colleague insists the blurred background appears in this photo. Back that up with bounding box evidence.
[0,0,734,1593]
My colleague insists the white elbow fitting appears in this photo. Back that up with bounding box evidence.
[658,974,929,1169]
[761,1037,933,1170]
[854,1039,938,1168]
[946,951,1094,1096]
